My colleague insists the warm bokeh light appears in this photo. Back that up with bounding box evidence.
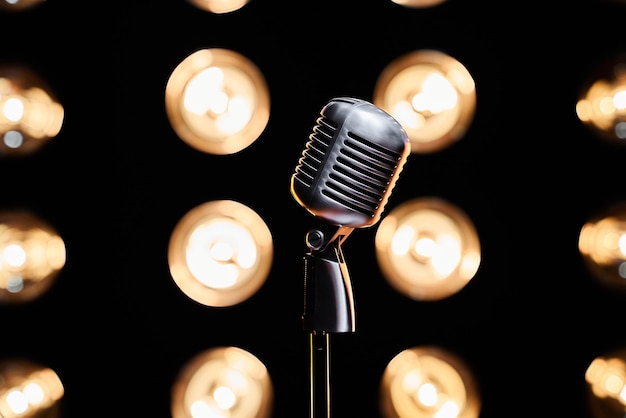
[187,0,249,13]
[165,48,270,155]
[579,201,626,292]
[0,210,66,304]
[168,200,273,307]
[380,345,480,418]
[0,359,64,418]
[585,348,626,418]
[171,346,273,418]
[0,65,64,157]
[0,0,46,12]
[576,54,626,145]
[389,0,447,8]
[373,49,476,154]
[375,197,480,301]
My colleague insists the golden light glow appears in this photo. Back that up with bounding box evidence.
[576,54,626,144]
[187,0,249,13]
[0,0,45,12]
[375,197,480,301]
[171,346,273,418]
[0,359,64,418]
[373,49,476,153]
[380,346,480,418]
[168,200,273,307]
[390,0,448,8]
[0,66,64,157]
[578,202,626,292]
[585,348,626,417]
[0,210,66,304]
[165,48,270,155]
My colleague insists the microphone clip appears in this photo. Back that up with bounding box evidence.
[301,221,356,333]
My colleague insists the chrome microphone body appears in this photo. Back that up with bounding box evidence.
[291,96,410,333]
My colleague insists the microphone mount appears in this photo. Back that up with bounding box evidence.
[302,219,356,334]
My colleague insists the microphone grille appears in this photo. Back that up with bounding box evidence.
[292,97,410,227]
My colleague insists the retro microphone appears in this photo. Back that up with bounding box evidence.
[290,96,410,418]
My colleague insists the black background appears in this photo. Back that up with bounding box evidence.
[2,0,626,417]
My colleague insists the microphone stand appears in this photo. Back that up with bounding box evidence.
[301,221,356,418]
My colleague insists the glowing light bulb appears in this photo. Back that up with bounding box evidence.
[375,197,480,301]
[579,201,626,292]
[585,348,626,418]
[187,0,249,13]
[0,210,66,304]
[373,49,476,154]
[168,200,273,307]
[576,54,626,144]
[165,48,270,155]
[0,359,64,418]
[171,346,273,418]
[0,0,45,12]
[380,346,480,418]
[389,0,447,8]
[0,66,64,157]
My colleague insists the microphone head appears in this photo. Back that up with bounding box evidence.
[291,97,411,228]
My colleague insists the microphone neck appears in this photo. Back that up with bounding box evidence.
[305,221,354,255]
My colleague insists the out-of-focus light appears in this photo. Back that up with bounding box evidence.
[380,345,480,418]
[0,359,64,418]
[585,348,626,418]
[576,54,626,145]
[389,0,447,8]
[373,49,476,154]
[579,202,626,292]
[187,0,249,13]
[165,48,270,155]
[0,0,45,12]
[168,200,273,307]
[0,65,64,157]
[171,346,273,418]
[0,210,66,304]
[375,197,480,301]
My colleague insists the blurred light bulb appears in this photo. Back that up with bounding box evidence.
[585,348,626,418]
[576,54,626,145]
[171,346,273,418]
[187,0,249,13]
[375,197,480,301]
[373,49,476,154]
[380,345,480,418]
[0,0,45,12]
[389,0,447,8]
[165,48,270,155]
[579,201,626,292]
[0,210,66,304]
[0,359,64,418]
[168,200,273,307]
[0,65,64,157]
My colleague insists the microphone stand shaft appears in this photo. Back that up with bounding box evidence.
[310,331,330,418]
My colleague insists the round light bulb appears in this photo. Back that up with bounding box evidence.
[0,66,64,157]
[171,346,273,418]
[576,54,626,145]
[0,210,66,304]
[375,197,481,301]
[165,48,270,155]
[579,201,626,292]
[389,0,448,8]
[187,0,249,13]
[380,345,480,418]
[168,200,273,307]
[0,358,64,418]
[585,348,626,418]
[373,49,476,154]
[0,0,46,12]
